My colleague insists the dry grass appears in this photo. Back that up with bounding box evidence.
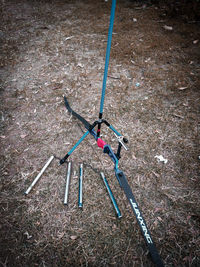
[0,0,200,266]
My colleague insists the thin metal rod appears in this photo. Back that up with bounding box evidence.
[60,131,90,165]
[100,172,122,218]
[99,0,116,115]
[25,155,54,195]
[64,162,72,205]
[68,131,90,157]
[109,124,121,136]
[78,163,83,208]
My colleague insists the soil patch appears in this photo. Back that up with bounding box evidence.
[0,0,200,266]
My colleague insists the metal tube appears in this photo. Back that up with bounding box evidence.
[78,163,83,208]
[60,131,90,165]
[109,124,121,136]
[64,162,72,205]
[67,131,90,156]
[25,155,54,195]
[100,172,122,218]
[99,0,116,115]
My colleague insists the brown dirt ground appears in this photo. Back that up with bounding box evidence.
[0,0,200,266]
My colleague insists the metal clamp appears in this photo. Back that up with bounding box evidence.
[114,133,128,151]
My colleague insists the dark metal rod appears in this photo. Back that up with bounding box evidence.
[100,172,122,218]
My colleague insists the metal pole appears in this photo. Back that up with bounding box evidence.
[97,0,116,137]
[99,0,116,116]
[25,155,54,195]
[64,162,72,205]
[60,130,90,165]
[78,163,83,208]
[100,172,122,218]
